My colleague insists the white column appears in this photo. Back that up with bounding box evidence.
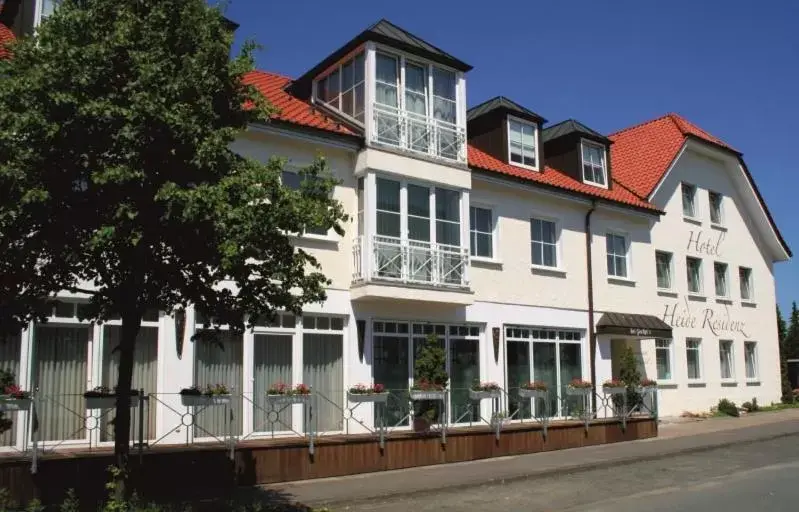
[461,189,470,286]
[365,172,377,280]
[154,309,196,444]
[242,328,254,438]
[364,43,377,146]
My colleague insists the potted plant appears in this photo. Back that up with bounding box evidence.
[266,382,311,405]
[347,383,389,403]
[410,334,448,432]
[84,386,140,409]
[602,379,627,395]
[489,410,510,429]
[179,384,231,407]
[518,381,548,399]
[469,381,501,400]
[566,379,593,396]
[0,384,32,412]
[638,378,658,393]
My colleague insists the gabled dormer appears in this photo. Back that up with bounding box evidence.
[289,19,472,164]
[543,119,613,189]
[467,96,547,171]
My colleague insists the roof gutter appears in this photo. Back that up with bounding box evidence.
[585,200,598,416]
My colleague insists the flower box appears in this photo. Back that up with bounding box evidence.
[566,387,593,397]
[637,385,658,394]
[180,394,231,407]
[518,388,548,399]
[490,417,510,428]
[409,389,446,401]
[602,386,627,395]
[85,394,140,409]
[266,393,310,405]
[0,396,31,412]
[347,392,389,404]
[469,389,500,400]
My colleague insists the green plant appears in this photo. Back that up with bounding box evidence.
[0,0,347,498]
[717,398,740,417]
[742,398,759,413]
[521,381,548,391]
[567,379,593,389]
[471,381,500,392]
[613,345,643,412]
[413,334,448,421]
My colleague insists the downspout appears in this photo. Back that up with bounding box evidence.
[585,200,597,415]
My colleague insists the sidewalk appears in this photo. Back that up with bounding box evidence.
[265,409,799,507]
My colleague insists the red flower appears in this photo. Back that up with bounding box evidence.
[373,383,385,393]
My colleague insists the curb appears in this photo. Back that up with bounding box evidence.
[300,423,799,507]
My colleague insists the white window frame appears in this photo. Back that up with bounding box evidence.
[469,204,498,262]
[713,261,729,298]
[580,139,608,188]
[312,48,367,125]
[686,256,704,295]
[507,115,539,171]
[655,339,674,382]
[744,341,758,381]
[530,216,561,271]
[606,231,631,280]
[708,190,724,226]
[685,338,703,381]
[739,266,754,302]
[682,182,698,220]
[655,250,674,291]
[719,339,735,381]
[374,173,464,247]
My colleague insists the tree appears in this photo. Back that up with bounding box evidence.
[787,302,799,360]
[777,306,793,402]
[0,0,347,497]
[613,344,642,413]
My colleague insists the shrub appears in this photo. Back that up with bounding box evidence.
[413,334,448,421]
[717,398,739,417]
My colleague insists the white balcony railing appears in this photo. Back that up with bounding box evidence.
[372,103,466,163]
[352,235,469,289]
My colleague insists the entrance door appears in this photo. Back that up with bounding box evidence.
[252,334,292,433]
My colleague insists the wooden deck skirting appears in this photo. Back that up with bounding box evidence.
[0,418,657,505]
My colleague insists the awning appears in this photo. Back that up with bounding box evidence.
[596,312,672,339]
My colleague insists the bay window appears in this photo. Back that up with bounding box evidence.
[361,175,468,288]
[316,52,366,123]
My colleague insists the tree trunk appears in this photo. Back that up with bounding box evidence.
[114,308,142,500]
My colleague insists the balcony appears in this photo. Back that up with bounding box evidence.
[371,103,467,164]
[352,235,472,304]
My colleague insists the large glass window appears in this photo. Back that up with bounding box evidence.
[686,339,702,380]
[655,339,672,381]
[656,251,673,289]
[376,177,401,239]
[372,321,480,427]
[719,340,734,380]
[33,325,90,442]
[581,141,606,186]
[682,183,697,218]
[508,118,537,168]
[505,327,583,419]
[253,334,293,433]
[194,330,243,438]
[100,325,158,442]
[303,331,344,433]
[531,218,558,267]
[606,233,629,278]
[436,187,461,246]
[687,257,703,294]
[469,206,494,259]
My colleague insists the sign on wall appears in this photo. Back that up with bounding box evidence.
[662,299,749,337]
[687,230,725,257]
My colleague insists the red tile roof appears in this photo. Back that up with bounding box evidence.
[247,70,659,213]
[468,145,660,212]
[609,113,733,198]
[0,22,14,60]
[243,70,356,136]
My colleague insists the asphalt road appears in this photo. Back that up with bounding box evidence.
[336,433,799,512]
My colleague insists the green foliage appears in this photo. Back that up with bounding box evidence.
[741,398,759,413]
[778,306,795,402]
[612,344,642,412]
[0,0,347,495]
[716,398,739,417]
[413,334,448,421]
[0,369,15,435]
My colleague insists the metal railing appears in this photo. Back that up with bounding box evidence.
[2,386,657,473]
[352,235,470,288]
[372,103,466,163]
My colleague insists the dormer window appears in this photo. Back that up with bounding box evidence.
[507,116,538,170]
[316,52,366,123]
[581,140,607,187]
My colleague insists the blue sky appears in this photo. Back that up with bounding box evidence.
[224,0,799,313]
